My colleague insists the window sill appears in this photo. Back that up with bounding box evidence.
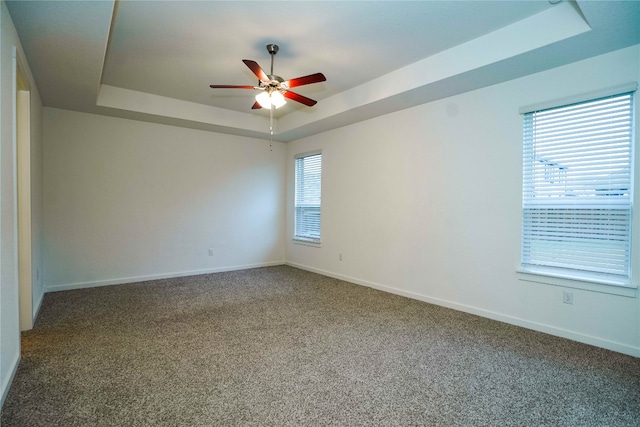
[517,268,637,297]
[292,238,321,248]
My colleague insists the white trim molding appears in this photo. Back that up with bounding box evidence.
[45,261,285,293]
[286,261,640,358]
[1,353,20,408]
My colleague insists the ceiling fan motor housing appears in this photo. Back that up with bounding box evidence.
[264,75,285,92]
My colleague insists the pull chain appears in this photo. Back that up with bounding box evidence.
[269,104,274,151]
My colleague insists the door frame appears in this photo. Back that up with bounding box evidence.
[14,48,33,331]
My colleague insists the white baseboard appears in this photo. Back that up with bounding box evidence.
[45,261,285,293]
[286,261,640,358]
[1,352,20,409]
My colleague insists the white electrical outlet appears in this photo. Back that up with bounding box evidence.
[208,248,214,256]
[562,291,574,305]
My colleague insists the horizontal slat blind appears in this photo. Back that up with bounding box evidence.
[522,92,634,283]
[295,153,322,242]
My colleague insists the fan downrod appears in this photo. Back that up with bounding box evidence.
[266,44,279,76]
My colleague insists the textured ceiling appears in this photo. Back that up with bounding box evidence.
[6,1,640,142]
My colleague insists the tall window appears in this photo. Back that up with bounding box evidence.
[294,152,322,243]
[521,91,635,286]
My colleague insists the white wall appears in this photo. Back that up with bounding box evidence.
[286,45,640,357]
[43,108,285,291]
[1,0,43,406]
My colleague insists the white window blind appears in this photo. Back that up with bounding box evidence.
[294,152,322,242]
[522,91,634,285]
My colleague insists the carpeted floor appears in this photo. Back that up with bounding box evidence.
[2,265,639,426]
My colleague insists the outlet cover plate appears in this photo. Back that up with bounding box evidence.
[563,291,574,305]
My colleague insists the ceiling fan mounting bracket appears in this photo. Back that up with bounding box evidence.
[266,44,279,55]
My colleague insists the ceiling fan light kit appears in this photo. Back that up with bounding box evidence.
[256,90,286,109]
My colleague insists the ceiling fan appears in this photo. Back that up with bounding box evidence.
[209,44,326,110]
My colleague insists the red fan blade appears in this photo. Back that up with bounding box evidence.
[283,90,317,107]
[242,60,269,82]
[251,101,262,110]
[209,85,256,89]
[285,73,326,88]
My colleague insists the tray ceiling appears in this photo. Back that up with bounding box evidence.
[6,1,640,141]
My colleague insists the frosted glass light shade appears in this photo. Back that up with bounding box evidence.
[270,91,286,108]
[256,91,286,109]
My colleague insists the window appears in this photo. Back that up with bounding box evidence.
[521,91,635,286]
[294,152,322,243]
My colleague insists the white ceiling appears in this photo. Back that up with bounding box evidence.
[6,0,640,142]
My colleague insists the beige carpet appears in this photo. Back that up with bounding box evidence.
[2,266,639,426]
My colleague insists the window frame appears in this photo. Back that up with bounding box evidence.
[519,86,637,289]
[293,150,322,245]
